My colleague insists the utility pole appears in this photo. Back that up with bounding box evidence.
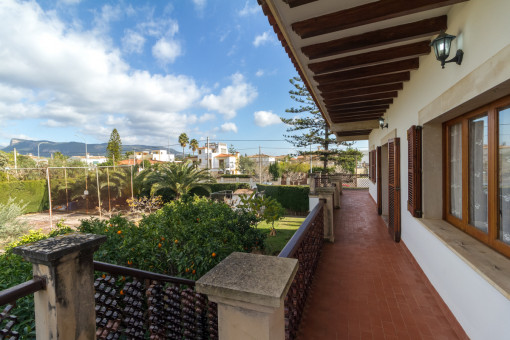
[206,136,209,170]
[309,144,312,173]
[259,146,262,184]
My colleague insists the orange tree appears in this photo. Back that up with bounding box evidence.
[78,196,265,279]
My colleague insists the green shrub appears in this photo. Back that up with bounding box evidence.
[311,166,336,174]
[0,180,48,213]
[191,183,250,197]
[78,196,265,279]
[0,198,29,247]
[256,184,309,213]
[219,174,252,178]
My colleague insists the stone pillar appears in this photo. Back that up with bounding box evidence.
[13,233,106,340]
[196,252,298,340]
[315,188,335,242]
[308,173,316,194]
[329,175,343,208]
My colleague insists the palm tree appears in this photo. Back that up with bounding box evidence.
[178,133,189,159]
[189,139,199,155]
[138,161,214,199]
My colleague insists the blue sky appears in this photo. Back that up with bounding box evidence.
[0,0,366,156]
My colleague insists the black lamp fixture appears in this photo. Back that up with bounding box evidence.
[430,30,464,69]
[379,117,388,129]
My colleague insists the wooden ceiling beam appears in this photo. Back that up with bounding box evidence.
[320,84,403,99]
[332,115,385,123]
[330,111,387,119]
[328,105,390,115]
[283,0,318,8]
[319,72,410,92]
[308,41,430,75]
[325,99,394,111]
[302,16,447,60]
[324,92,398,106]
[315,58,419,84]
[292,0,465,39]
[335,129,373,137]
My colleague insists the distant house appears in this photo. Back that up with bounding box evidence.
[131,150,175,162]
[197,143,239,174]
[69,155,108,166]
[248,154,275,167]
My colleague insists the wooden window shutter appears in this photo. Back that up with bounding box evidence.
[407,125,422,218]
[377,146,382,215]
[388,138,401,242]
[370,150,376,183]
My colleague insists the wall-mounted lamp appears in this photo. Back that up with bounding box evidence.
[379,117,388,129]
[430,30,464,69]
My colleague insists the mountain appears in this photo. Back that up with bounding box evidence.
[2,138,181,157]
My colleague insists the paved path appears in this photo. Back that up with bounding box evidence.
[297,190,468,340]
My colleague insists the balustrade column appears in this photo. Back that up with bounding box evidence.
[315,189,335,242]
[196,252,298,340]
[13,233,106,340]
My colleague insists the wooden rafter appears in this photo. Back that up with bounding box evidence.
[292,0,466,38]
[283,0,318,8]
[335,129,373,136]
[315,58,419,84]
[332,115,384,123]
[308,41,431,75]
[320,84,403,99]
[326,99,394,111]
[328,105,390,115]
[324,92,398,106]
[319,72,410,93]
[302,16,447,60]
[330,111,387,118]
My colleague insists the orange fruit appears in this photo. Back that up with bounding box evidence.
[212,252,216,258]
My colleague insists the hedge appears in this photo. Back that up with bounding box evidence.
[0,180,48,213]
[191,183,251,197]
[256,184,309,213]
[220,174,252,178]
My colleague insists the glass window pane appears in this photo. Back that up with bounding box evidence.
[450,123,462,219]
[499,106,510,244]
[469,115,488,233]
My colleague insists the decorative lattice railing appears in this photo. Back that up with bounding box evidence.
[278,200,325,340]
[93,261,218,340]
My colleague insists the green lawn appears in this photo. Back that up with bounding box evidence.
[257,216,305,256]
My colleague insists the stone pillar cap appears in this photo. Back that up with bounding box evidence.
[196,252,298,308]
[12,233,106,265]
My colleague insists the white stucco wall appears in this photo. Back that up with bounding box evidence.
[368,1,510,338]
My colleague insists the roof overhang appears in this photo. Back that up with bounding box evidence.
[259,0,468,141]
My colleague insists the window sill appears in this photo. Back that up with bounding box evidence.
[419,218,510,300]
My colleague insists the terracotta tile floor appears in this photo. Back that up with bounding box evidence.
[297,190,468,340]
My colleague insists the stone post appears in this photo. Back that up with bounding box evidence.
[315,188,335,242]
[329,174,343,208]
[13,233,106,340]
[196,252,298,340]
[308,173,316,194]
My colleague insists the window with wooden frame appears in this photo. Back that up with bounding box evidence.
[370,150,376,183]
[444,95,510,257]
[408,125,422,218]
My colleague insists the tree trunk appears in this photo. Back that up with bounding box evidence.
[323,126,329,169]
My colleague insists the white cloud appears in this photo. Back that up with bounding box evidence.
[253,31,274,47]
[192,0,206,12]
[0,0,202,144]
[122,30,145,54]
[58,0,81,4]
[239,1,259,16]
[200,73,257,119]
[255,69,264,77]
[220,122,238,133]
[152,37,182,64]
[199,113,216,122]
[254,110,281,127]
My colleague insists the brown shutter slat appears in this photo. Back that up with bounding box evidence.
[377,146,382,215]
[388,138,401,242]
[407,126,422,217]
[370,150,376,183]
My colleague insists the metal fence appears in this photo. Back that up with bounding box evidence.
[339,173,370,188]
[278,201,325,340]
[2,166,136,229]
[0,277,46,339]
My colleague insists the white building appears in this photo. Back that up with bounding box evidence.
[197,143,239,174]
[70,155,108,166]
[248,154,276,167]
[132,150,175,162]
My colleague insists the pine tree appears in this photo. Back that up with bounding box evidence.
[106,128,122,164]
[281,77,350,169]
